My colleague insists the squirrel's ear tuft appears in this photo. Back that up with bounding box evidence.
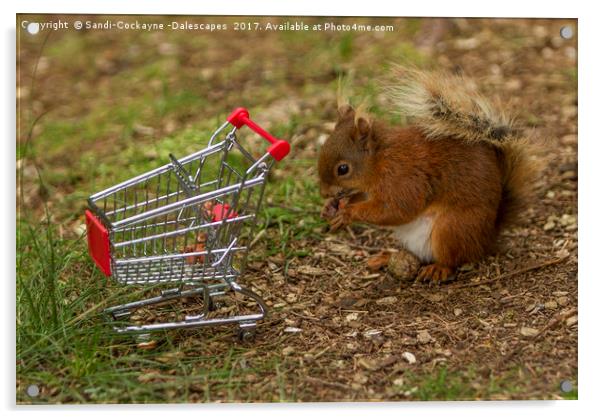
[337,104,355,120]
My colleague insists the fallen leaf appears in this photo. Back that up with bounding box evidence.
[353,372,368,384]
[345,312,360,322]
[557,296,570,306]
[556,249,570,259]
[426,293,445,303]
[559,214,576,226]
[566,315,578,327]
[297,265,326,276]
[417,330,433,344]
[358,358,378,371]
[137,340,157,350]
[376,296,398,305]
[328,243,352,254]
[401,352,416,364]
[363,329,382,338]
[359,355,399,371]
[455,37,480,50]
[520,327,540,337]
[137,370,161,383]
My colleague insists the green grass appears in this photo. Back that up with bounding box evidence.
[16,214,298,402]
[14,15,471,403]
[16,137,321,403]
[412,368,476,400]
[400,366,526,401]
[562,388,578,400]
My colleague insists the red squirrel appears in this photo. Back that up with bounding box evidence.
[318,67,541,283]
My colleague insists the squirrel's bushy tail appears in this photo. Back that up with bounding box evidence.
[388,66,515,143]
[495,139,543,229]
[388,66,543,227]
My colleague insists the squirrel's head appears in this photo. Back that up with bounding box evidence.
[318,104,377,198]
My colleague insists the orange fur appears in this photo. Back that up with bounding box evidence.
[319,103,539,280]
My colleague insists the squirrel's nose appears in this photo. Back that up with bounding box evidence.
[320,183,335,198]
[319,184,331,199]
[320,184,340,199]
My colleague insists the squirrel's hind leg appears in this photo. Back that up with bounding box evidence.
[422,207,497,284]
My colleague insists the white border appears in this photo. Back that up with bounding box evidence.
[4,1,599,418]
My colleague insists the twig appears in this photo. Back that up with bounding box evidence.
[312,343,336,360]
[249,228,266,248]
[499,308,577,368]
[304,376,349,391]
[534,308,577,339]
[329,238,383,252]
[289,311,323,322]
[345,226,357,240]
[272,204,320,215]
[450,254,571,290]
[325,254,348,267]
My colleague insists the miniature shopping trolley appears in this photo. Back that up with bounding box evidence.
[85,108,290,340]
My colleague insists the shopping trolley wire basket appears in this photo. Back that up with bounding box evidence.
[85,107,290,339]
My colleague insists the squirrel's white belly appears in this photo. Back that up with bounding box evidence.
[390,215,434,262]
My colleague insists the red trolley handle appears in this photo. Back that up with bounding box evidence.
[227,107,290,161]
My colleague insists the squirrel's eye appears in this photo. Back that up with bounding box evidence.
[337,164,349,176]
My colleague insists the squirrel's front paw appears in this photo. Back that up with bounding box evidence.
[329,206,351,232]
[321,196,351,221]
[321,198,339,220]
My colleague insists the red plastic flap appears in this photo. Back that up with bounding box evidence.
[212,203,238,222]
[85,210,112,276]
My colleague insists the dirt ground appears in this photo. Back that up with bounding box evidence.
[242,19,579,401]
[17,16,577,402]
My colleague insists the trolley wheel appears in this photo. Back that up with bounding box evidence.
[237,326,256,342]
